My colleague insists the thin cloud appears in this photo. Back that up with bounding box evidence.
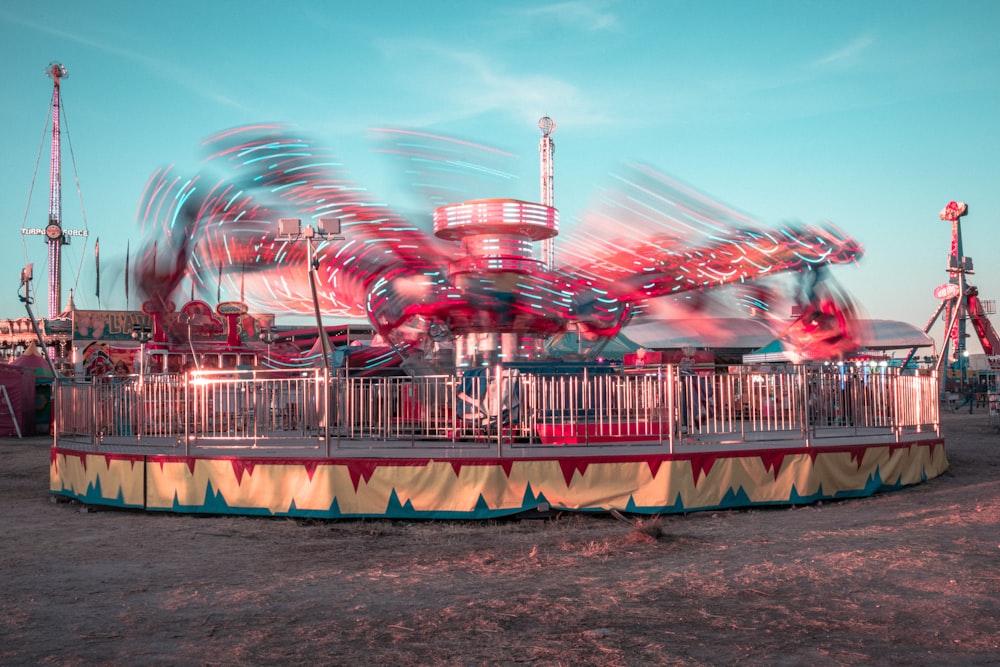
[373,38,612,129]
[513,1,620,31]
[1,10,250,112]
[814,35,875,67]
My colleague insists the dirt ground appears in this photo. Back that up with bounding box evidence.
[1,412,998,666]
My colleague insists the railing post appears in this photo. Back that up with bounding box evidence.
[932,369,941,437]
[450,373,457,444]
[493,366,502,456]
[667,364,675,454]
[183,374,190,456]
[324,368,332,457]
[52,381,61,447]
[737,366,753,442]
[891,371,900,442]
[91,378,99,447]
[657,365,664,448]
[801,366,811,447]
[409,378,416,448]
[135,376,142,442]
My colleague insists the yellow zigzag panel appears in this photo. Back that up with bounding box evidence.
[51,441,948,517]
[49,450,146,507]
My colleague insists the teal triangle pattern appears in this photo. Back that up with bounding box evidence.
[833,467,884,499]
[74,474,136,510]
[52,445,946,519]
[85,476,102,503]
[789,484,825,505]
[384,489,416,517]
[520,483,551,512]
[718,486,752,509]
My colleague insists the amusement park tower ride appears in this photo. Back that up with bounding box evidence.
[905,202,1000,376]
[538,116,556,270]
[21,62,88,320]
[418,117,563,369]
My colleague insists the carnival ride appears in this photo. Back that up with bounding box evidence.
[903,201,1000,374]
[23,63,945,520]
[12,66,864,376]
[48,115,947,520]
[17,63,91,321]
[131,122,865,372]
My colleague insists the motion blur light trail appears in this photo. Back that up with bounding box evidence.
[133,124,865,367]
[370,127,520,215]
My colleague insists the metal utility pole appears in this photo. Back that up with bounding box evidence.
[538,117,556,270]
[275,218,344,368]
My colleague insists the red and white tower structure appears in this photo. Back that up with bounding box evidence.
[44,62,68,319]
[904,201,1000,374]
[22,62,88,319]
[940,201,970,372]
[538,117,556,270]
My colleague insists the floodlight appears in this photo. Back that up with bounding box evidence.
[278,218,301,237]
[317,217,341,235]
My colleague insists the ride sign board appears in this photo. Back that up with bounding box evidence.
[934,283,961,300]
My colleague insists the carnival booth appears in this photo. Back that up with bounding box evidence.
[9,341,55,435]
[0,363,37,437]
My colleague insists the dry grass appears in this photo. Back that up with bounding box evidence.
[2,412,999,666]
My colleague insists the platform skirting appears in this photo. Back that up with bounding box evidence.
[49,438,948,519]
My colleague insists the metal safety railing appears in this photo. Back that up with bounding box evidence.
[54,363,940,455]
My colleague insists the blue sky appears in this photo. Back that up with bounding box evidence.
[2,1,999,352]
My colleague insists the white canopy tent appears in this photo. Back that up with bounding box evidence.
[622,318,775,351]
[741,319,934,364]
[616,317,934,362]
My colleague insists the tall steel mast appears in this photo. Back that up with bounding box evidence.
[45,62,68,319]
[22,62,88,322]
[538,117,556,270]
[941,201,969,377]
[901,201,995,377]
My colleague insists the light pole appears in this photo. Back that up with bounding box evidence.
[275,218,344,369]
[19,263,60,378]
[259,329,279,367]
[131,324,153,376]
[277,218,343,452]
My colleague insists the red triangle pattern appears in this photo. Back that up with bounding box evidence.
[230,459,257,485]
[102,453,137,471]
[888,442,914,455]
[848,446,868,470]
[51,438,947,505]
[757,451,789,482]
[346,460,381,492]
[687,452,722,485]
[448,460,516,478]
[150,457,197,476]
[558,459,590,486]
